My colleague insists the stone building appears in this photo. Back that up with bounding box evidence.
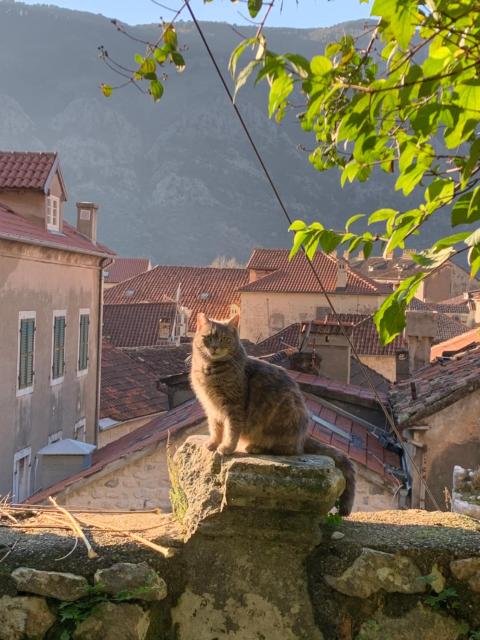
[389,346,480,510]
[352,251,476,303]
[239,248,392,343]
[103,257,152,289]
[0,151,114,501]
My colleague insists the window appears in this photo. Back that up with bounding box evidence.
[74,418,86,442]
[46,195,60,231]
[17,313,35,394]
[48,430,63,444]
[78,311,90,373]
[270,313,285,332]
[51,313,66,382]
[13,448,31,502]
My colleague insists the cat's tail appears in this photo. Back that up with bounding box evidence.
[303,438,356,516]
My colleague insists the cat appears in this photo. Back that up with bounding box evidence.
[190,312,356,515]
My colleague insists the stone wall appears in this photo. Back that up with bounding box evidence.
[452,465,480,520]
[1,436,479,640]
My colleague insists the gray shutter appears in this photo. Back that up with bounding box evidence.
[79,314,89,370]
[19,318,35,388]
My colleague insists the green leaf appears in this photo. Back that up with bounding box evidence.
[368,208,398,224]
[171,51,185,71]
[248,0,262,18]
[139,58,156,75]
[452,188,480,227]
[289,220,307,232]
[433,232,471,251]
[310,55,332,76]
[154,46,170,64]
[411,247,454,268]
[163,24,177,49]
[228,38,256,77]
[100,83,112,97]
[319,229,341,254]
[149,79,164,101]
[345,213,365,230]
[289,230,308,260]
[268,74,294,118]
[233,60,260,100]
[469,245,480,278]
[374,273,425,345]
[425,178,455,205]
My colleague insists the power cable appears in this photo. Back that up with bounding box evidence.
[184,0,441,511]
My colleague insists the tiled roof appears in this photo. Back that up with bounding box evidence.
[430,327,480,360]
[288,369,389,409]
[256,316,407,357]
[104,258,152,284]
[104,265,248,331]
[306,395,402,486]
[122,343,193,379]
[242,248,392,295]
[349,358,391,393]
[26,399,205,505]
[433,313,469,343]
[27,387,401,504]
[409,297,472,314]
[389,346,480,425]
[103,303,177,348]
[100,340,168,422]
[0,151,57,191]
[0,201,114,257]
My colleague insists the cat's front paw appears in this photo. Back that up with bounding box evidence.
[217,443,236,455]
[205,439,220,451]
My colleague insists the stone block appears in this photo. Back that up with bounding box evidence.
[11,568,89,602]
[73,602,150,640]
[450,557,480,592]
[94,562,167,601]
[0,595,55,639]
[324,548,425,598]
[356,603,464,640]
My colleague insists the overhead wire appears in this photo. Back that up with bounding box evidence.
[183,0,441,510]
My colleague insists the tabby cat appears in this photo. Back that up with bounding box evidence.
[190,313,356,515]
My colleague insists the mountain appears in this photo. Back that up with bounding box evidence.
[0,1,450,264]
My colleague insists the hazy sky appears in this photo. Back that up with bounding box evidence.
[22,0,372,28]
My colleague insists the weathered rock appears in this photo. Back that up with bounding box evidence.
[94,562,167,601]
[324,548,425,598]
[11,567,89,601]
[429,563,446,594]
[450,556,480,592]
[0,595,55,639]
[73,602,150,640]
[355,603,464,640]
[331,531,345,541]
[174,434,346,541]
[171,435,338,640]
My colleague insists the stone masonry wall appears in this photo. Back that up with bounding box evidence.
[1,437,480,640]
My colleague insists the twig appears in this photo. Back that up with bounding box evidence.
[0,540,18,563]
[75,516,176,558]
[55,537,79,562]
[0,508,19,524]
[48,497,98,559]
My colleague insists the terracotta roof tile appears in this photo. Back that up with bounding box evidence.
[242,248,392,295]
[122,344,193,378]
[0,151,57,191]
[389,345,480,425]
[103,303,177,348]
[104,265,248,331]
[104,258,152,284]
[100,340,168,422]
[409,296,473,315]
[430,327,480,360]
[0,201,114,257]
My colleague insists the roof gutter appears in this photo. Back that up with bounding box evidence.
[94,256,114,447]
[0,230,114,259]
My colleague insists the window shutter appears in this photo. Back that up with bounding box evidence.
[19,318,35,389]
[52,316,66,379]
[78,314,89,371]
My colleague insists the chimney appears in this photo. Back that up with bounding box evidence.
[302,321,353,383]
[76,202,98,243]
[395,348,410,382]
[336,257,348,289]
[405,310,436,373]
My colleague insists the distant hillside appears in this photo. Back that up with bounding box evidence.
[0,2,450,264]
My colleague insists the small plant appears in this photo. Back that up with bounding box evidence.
[58,582,155,638]
[424,587,461,613]
[323,512,343,527]
[166,435,188,524]
[469,630,480,640]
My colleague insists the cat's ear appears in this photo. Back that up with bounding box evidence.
[197,312,208,329]
[227,314,240,330]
